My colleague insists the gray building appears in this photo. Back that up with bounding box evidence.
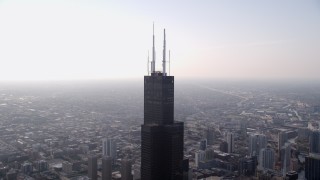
[88,155,97,180]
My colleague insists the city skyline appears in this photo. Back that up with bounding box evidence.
[0,0,319,81]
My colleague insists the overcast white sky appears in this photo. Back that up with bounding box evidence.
[0,0,319,81]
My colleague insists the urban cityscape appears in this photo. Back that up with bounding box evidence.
[0,28,320,179]
[1,0,320,180]
[1,71,320,180]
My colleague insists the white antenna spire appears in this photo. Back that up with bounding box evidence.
[169,50,171,76]
[152,23,156,73]
[162,29,166,75]
[147,51,150,75]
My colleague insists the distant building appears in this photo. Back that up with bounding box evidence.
[102,138,117,159]
[278,131,288,160]
[195,150,205,168]
[227,133,234,153]
[280,143,291,177]
[62,161,73,174]
[309,130,320,154]
[35,160,48,172]
[102,156,112,180]
[220,141,228,153]
[199,139,207,151]
[206,127,214,145]
[290,158,298,172]
[259,147,275,170]
[121,159,133,180]
[21,162,33,174]
[133,164,141,180]
[6,169,17,180]
[305,153,320,180]
[249,134,267,156]
[240,120,247,137]
[88,155,97,180]
[239,156,257,176]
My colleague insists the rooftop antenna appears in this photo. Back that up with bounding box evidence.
[152,23,156,73]
[147,51,150,75]
[169,50,171,76]
[162,29,166,75]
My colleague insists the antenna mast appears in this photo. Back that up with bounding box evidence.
[162,29,166,75]
[152,23,156,73]
[169,50,171,76]
[147,51,150,75]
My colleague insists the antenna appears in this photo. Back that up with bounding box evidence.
[147,51,150,75]
[169,50,171,76]
[152,23,156,73]
[162,29,166,75]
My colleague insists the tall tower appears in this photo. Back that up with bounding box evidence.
[88,155,97,180]
[227,132,234,153]
[102,156,112,180]
[141,26,184,180]
[102,138,117,161]
[249,134,267,156]
[259,147,275,170]
[121,159,133,180]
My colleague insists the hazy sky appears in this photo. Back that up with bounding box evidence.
[0,0,319,81]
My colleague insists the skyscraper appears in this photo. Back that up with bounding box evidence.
[102,138,117,159]
[227,132,234,153]
[88,155,97,180]
[121,159,133,180]
[278,131,288,160]
[281,143,291,177]
[206,127,214,145]
[239,156,257,176]
[305,153,320,180]
[141,26,184,180]
[199,139,207,151]
[249,134,267,156]
[259,147,275,170]
[102,156,112,180]
[309,130,320,154]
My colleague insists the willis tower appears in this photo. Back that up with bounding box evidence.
[141,25,184,180]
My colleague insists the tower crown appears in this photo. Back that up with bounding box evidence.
[149,24,168,76]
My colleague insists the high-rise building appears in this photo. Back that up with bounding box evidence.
[227,132,234,153]
[21,162,33,174]
[220,141,228,153]
[141,26,184,180]
[102,138,117,159]
[278,131,288,160]
[35,160,48,172]
[280,143,291,177]
[199,139,207,151]
[259,147,275,170]
[195,150,206,168]
[88,155,97,180]
[121,159,133,180]
[239,156,257,176]
[305,153,320,180]
[249,134,267,156]
[309,130,320,154]
[206,127,214,145]
[6,169,17,180]
[240,120,247,137]
[102,156,112,180]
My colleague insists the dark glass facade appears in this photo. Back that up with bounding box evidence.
[305,155,320,180]
[141,72,184,180]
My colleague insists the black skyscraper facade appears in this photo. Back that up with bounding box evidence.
[141,27,184,180]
